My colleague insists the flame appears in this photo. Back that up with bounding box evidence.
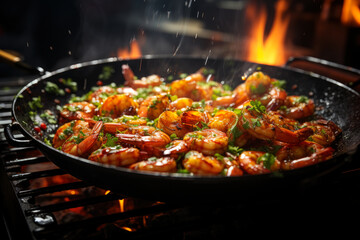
[117,39,142,59]
[119,199,125,212]
[246,0,290,65]
[341,0,360,26]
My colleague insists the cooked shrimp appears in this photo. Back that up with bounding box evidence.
[115,126,171,153]
[183,150,224,175]
[181,110,210,130]
[53,120,92,148]
[239,100,313,144]
[208,110,238,138]
[238,151,281,175]
[99,94,138,118]
[162,140,189,159]
[87,86,116,106]
[59,102,96,123]
[122,64,163,89]
[222,156,244,176]
[129,157,177,173]
[302,119,342,146]
[61,121,103,157]
[244,71,287,110]
[277,141,335,170]
[138,94,170,120]
[183,129,228,155]
[245,71,272,97]
[88,146,140,167]
[168,97,193,111]
[170,73,208,101]
[279,95,315,119]
[233,83,249,107]
[157,111,192,138]
[266,111,301,131]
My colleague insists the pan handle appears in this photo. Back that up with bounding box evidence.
[4,122,33,147]
[285,56,360,91]
[0,49,45,75]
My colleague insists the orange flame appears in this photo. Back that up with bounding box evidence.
[341,0,360,26]
[246,0,290,65]
[117,39,142,59]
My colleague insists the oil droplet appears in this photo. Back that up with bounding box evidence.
[49,46,53,50]
[68,51,72,55]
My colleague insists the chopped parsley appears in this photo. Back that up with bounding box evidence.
[45,82,65,96]
[98,66,115,80]
[249,100,266,114]
[272,80,286,89]
[103,133,119,148]
[250,83,267,95]
[28,96,43,111]
[294,96,309,104]
[256,153,276,170]
[40,110,57,124]
[60,78,77,92]
[227,145,244,156]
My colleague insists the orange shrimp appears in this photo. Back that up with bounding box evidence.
[138,94,170,120]
[99,94,138,118]
[302,119,342,146]
[61,121,103,157]
[266,111,301,131]
[180,110,211,130]
[279,95,315,119]
[277,141,335,170]
[169,73,208,101]
[87,86,116,106]
[182,150,224,175]
[102,117,148,134]
[208,110,238,136]
[88,146,140,167]
[53,120,92,148]
[168,97,193,111]
[59,102,96,123]
[129,157,177,173]
[239,100,313,144]
[157,111,192,138]
[238,151,281,175]
[122,64,163,89]
[115,126,171,153]
[244,71,287,110]
[183,129,228,155]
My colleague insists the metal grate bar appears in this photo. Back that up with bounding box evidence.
[9,169,66,181]
[25,193,123,215]
[17,181,91,198]
[5,156,48,167]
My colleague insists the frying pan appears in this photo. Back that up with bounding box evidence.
[5,55,360,202]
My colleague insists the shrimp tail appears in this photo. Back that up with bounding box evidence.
[77,121,103,156]
[283,147,334,170]
[122,64,135,84]
[275,127,313,144]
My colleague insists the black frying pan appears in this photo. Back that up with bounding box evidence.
[5,56,360,202]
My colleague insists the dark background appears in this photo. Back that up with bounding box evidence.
[1,0,359,78]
